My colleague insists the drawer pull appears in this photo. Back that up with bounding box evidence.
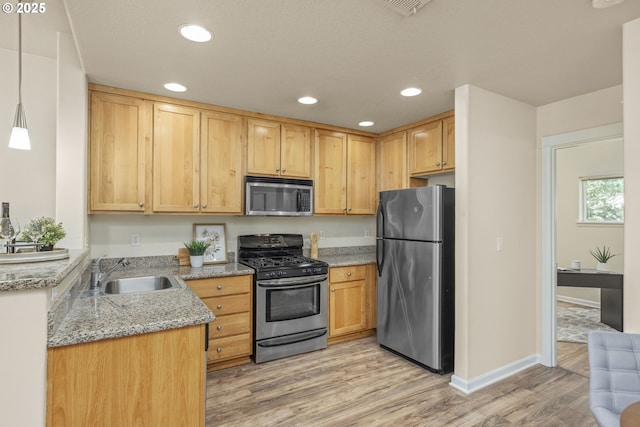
[217,347,222,353]
[347,272,352,276]
[217,304,222,309]
[217,325,222,331]
[331,288,335,292]
[217,285,222,290]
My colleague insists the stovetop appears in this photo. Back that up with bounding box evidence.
[237,234,328,280]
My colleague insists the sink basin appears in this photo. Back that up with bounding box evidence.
[103,275,180,294]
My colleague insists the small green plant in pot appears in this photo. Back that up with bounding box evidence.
[589,245,617,272]
[184,240,210,267]
[21,217,66,251]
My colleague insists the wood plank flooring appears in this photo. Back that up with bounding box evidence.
[206,337,595,426]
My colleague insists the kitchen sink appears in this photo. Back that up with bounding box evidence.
[103,275,180,294]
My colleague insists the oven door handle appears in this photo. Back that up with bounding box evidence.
[257,275,327,287]
[257,329,327,348]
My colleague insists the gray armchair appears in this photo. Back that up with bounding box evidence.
[588,331,640,427]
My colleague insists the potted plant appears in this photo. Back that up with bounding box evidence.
[184,240,210,268]
[589,245,617,272]
[21,217,66,251]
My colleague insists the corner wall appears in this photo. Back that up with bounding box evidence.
[452,85,538,391]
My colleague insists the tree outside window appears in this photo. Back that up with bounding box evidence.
[580,176,624,223]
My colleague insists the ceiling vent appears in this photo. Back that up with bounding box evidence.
[381,0,433,17]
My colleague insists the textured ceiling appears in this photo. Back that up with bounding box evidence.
[2,0,640,133]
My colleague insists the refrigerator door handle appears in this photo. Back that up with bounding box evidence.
[376,199,384,238]
[376,238,384,277]
[376,199,385,277]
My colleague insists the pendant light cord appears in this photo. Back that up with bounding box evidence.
[18,3,22,105]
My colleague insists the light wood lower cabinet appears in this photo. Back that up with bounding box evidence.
[328,264,377,344]
[187,275,253,371]
[47,325,206,427]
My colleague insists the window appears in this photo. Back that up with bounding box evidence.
[580,176,624,223]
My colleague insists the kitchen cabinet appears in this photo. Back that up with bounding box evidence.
[408,115,455,176]
[247,119,312,178]
[314,130,376,215]
[153,104,245,213]
[328,264,376,344]
[47,324,206,427]
[89,91,152,213]
[377,131,407,191]
[187,275,253,371]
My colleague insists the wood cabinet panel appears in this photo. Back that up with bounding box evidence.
[200,111,244,213]
[408,120,443,175]
[210,312,251,338]
[153,103,201,212]
[347,135,376,214]
[203,293,251,316]
[89,92,151,212]
[442,115,455,172]
[329,265,367,282]
[47,325,206,427]
[378,132,407,192]
[187,275,251,298]
[208,333,252,362]
[314,130,348,214]
[281,124,312,178]
[247,119,281,176]
[329,279,366,337]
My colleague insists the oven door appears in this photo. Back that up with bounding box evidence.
[255,275,327,341]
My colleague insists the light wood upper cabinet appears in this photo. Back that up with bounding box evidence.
[408,115,455,176]
[377,131,407,192]
[153,103,201,213]
[89,92,151,212]
[200,111,244,214]
[315,131,376,215]
[247,119,311,178]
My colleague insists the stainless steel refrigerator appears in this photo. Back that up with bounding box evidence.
[376,185,454,374]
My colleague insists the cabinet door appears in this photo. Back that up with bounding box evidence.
[408,120,443,175]
[281,124,312,178]
[442,116,455,172]
[153,103,200,212]
[200,111,244,213]
[329,278,366,337]
[89,92,151,212]
[314,130,347,214]
[378,132,407,192]
[247,119,281,176]
[347,135,376,215]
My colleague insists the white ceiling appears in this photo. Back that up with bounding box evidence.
[2,0,640,133]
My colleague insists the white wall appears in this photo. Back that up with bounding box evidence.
[452,85,537,390]
[623,17,640,333]
[0,48,57,219]
[89,214,376,258]
[556,140,624,305]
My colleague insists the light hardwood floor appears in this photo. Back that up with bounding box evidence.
[206,337,595,426]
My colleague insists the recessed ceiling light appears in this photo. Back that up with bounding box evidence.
[164,82,187,92]
[179,24,212,42]
[401,87,422,97]
[358,121,374,127]
[298,96,318,105]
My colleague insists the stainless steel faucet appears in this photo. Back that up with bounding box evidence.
[89,256,129,294]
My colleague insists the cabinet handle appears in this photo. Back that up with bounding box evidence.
[348,208,352,212]
[217,325,222,331]
[217,347,222,352]
[138,202,144,208]
[282,168,286,172]
[436,162,441,166]
[331,288,335,292]
[194,203,199,208]
[347,272,352,276]
[442,161,447,165]
[202,204,207,208]
[276,168,281,172]
[217,285,222,290]
[217,304,222,309]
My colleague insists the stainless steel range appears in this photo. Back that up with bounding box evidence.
[238,234,328,363]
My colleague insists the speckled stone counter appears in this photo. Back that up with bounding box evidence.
[316,246,376,267]
[0,249,90,292]
[48,260,254,348]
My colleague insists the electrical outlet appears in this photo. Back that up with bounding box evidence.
[319,230,326,239]
[364,229,370,238]
[496,237,503,252]
[131,233,141,246]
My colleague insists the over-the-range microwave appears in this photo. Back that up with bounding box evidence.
[245,176,313,216]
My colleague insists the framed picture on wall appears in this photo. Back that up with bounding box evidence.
[193,223,227,264]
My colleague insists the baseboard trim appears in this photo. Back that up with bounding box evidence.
[557,295,600,309]
[449,354,541,394]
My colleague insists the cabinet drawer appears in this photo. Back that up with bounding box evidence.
[210,312,251,338]
[203,294,250,316]
[187,275,251,298]
[208,334,252,362]
[330,265,367,283]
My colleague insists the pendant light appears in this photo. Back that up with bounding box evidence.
[8,4,31,151]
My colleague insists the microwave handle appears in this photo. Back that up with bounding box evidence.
[296,190,302,212]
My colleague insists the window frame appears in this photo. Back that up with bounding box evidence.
[578,174,624,225]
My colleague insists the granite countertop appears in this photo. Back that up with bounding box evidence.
[48,261,254,348]
[0,249,90,292]
[319,252,376,267]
